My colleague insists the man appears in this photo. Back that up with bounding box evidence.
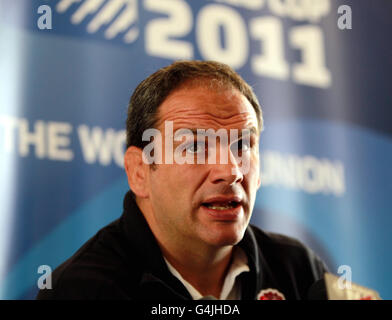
[37,60,327,300]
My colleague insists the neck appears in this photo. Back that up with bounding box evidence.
[161,241,234,298]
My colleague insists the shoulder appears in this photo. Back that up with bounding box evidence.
[248,225,328,278]
[36,219,141,300]
[249,224,319,254]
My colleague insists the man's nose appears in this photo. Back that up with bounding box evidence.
[208,148,244,185]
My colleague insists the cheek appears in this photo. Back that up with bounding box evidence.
[245,157,261,191]
[153,166,173,184]
[150,165,199,199]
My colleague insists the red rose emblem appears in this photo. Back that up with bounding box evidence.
[257,289,286,300]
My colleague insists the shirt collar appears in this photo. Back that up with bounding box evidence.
[163,246,250,300]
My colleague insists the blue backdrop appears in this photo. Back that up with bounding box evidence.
[1,0,391,299]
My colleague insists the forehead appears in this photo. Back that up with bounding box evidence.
[156,85,259,132]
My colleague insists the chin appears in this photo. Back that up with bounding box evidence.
[205,226,245,247]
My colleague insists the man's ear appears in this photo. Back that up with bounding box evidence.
[124,146,149,198]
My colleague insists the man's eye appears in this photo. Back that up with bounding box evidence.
[186,141,205,154]
[231,139,250,153]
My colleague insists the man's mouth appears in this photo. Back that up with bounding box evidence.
[200,197,243,221]
[201,201,240,210]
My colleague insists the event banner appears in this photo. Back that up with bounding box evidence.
[0,0,391,299]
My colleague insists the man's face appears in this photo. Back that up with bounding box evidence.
[144,85,261,249]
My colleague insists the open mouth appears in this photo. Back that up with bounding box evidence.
[201,201,241,211]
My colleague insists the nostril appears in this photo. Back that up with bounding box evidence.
[208,163,244,185]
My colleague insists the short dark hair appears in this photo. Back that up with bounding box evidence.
[126,60,263,149]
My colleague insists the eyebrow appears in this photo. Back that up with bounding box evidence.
[173,127,258,138]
